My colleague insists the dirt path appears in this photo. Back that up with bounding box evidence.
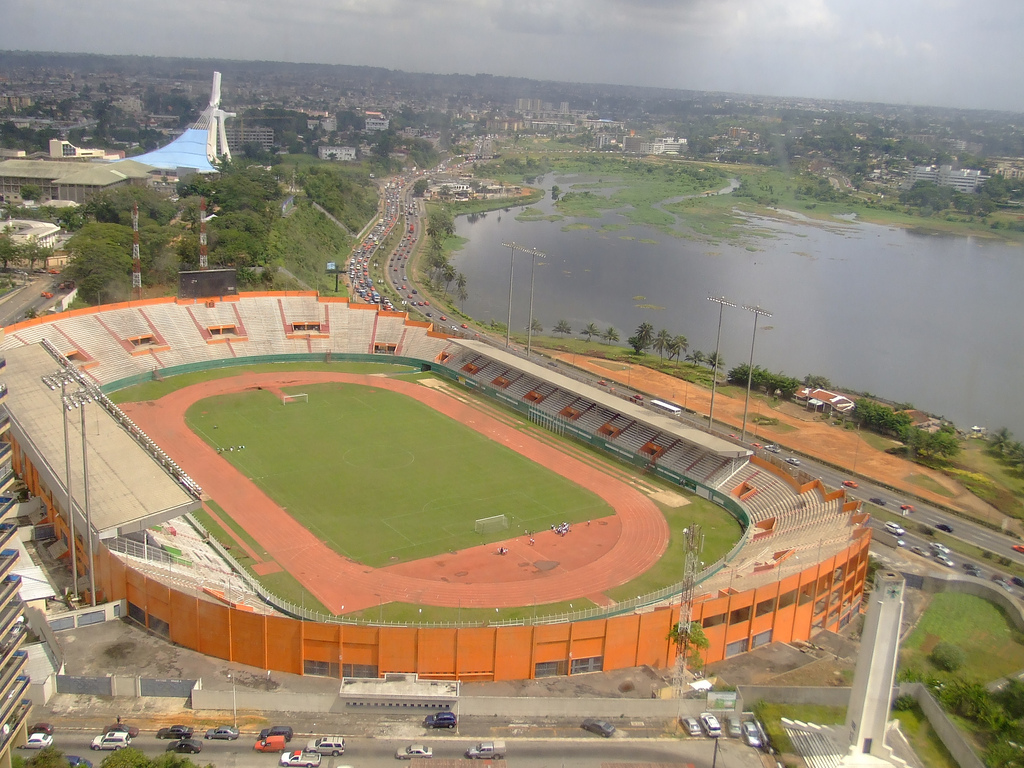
[552,352,1012,531]
[121,372,669,614]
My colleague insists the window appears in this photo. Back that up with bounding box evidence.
[304,660,340,677]
[778,590,797,609]
[751,629,773,648]
[725,638,749,657]
[342,664,378,678]
[535,660,568,678]
[702,613,726,629]
[729,605,751,625]
[570,656,603,674]
[755,597,776,617]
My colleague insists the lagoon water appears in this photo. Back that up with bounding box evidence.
[450,173,1024,436]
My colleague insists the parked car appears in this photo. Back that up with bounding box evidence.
[167,739,203,754]
[91,733,131,751]
[157,726,194,740]
[700,712,722,737]
[725,716,742,739]
[280,750,321,767]
[22,733,53,749]
[259,726,294,742]
[205,726,240,740]
[255,735,288,753]
[581,718,616,737]
[396,744,433,759]
[28,723,54,736]
[423,712,457,729]
[67,757,93,768]
[105,724,140,739]
[305,737,345,756]
[742,720,763,748]
[681,716,702,736]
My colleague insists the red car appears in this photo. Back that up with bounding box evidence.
[900,504,915,512]
[842,480,859,488]
[1012,544,1024,554]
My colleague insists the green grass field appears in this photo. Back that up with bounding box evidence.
[900,592,1024,682]
[184,382,613,567]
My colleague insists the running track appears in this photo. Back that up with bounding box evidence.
[121,372,669,613]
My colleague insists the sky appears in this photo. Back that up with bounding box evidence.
[3,0,1022,112]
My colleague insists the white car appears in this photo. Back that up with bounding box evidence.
[280,751,322,768]
[742,720,763,748]
[91,732,131,751]
[22,733,54,749]
[700,712,722,737]
[396,744,433,759]
[935,554,956,568]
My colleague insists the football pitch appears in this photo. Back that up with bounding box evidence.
[185,381,614,567]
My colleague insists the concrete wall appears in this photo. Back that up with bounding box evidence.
[737,685,854,709]
[900,682,986,768]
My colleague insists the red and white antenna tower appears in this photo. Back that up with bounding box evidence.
[131,202,142,300]
[199,196,209,270]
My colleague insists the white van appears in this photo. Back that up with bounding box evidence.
[884,521,905,536]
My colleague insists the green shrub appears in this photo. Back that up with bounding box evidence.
[930,642,967,672]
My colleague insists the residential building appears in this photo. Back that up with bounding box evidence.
[48,140,123,161]
[364,117,390,132]
[222,125,275,152]
[318,146,356,161]
[907,165,990,194]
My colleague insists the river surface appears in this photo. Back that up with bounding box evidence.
[449,173,1024,436]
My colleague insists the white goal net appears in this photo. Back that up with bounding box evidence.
[282,393,308,404]
[474,514,509,534]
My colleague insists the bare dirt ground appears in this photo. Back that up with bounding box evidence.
[553,352,1017,533]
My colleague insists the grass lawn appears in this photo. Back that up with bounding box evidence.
[904,472,956,498]
[184,382,613,567]
[753,702,846,754]
[109,361,416,403]
[901,592,1024,682]
[892,704,960,768]
[346,597,597,625]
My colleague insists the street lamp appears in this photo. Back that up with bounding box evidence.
[228,673,237,728]
[706,296,736,431]
[740,304,773,442]
[526,246,546,357]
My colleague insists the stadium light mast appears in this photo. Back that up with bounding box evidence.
[199,197,209,270]
[741,304,773,442]
[131,203,142,301]
[501,242,545,350]
[706,296,736,431]
[526,246,546,357]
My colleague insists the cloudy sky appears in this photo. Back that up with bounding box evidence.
[3,0,1021,112]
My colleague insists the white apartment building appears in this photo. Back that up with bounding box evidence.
[908,164,990,193]
[318,146,356,161]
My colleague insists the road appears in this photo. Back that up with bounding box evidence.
[34,732,756,768]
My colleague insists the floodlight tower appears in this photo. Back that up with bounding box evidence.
[199,197,209,270]
[131,203,142,300]
[706,296,736,430]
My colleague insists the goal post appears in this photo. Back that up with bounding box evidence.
[474,514,509,534]
[281,393,308,404]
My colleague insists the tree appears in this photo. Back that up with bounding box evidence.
[686,350,705,367]
[530,318,543,333]
[455,272,468,310]
[804,374,832,389]
[554,319,572,336]
[930,641,966,672]
[94,747,152,768]
[652,329,672,361]
[413,178,429,197]
[668,334,689,365]
[441,262,456,296]
[989,427,1013,454]
[19,183,42,202]
[631,322,655,354]
[669,620,710,670]
[581,322,600,342]
[24,745,68,768]
[602,326,619,343]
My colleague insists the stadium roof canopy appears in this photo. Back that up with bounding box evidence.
[453,339,750,459]
[0,344,200,538]
[124,128,218,173]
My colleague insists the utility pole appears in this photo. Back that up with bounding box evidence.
[501,242,545,350]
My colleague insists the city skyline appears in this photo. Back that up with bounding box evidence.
[1,0,1022,113]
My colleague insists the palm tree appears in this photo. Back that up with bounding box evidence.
[554,319,572,336]
[686,350,705,367]
[653,329,672,361]
[602,326,619,343]
[706,351,724,370]
[989,427,1013,453]
[455,272,468,310]
[582,322,600,342]
[668,334,688,365]
[441,262,457,296]
[633,322,655,353]
[530,318,543,333]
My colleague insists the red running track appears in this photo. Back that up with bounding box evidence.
[122,372,669,613]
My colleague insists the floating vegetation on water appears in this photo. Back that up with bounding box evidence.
[745,245,759,252]
[793,251,813,259]
[562,222,591,231]
[639,238,658,244]
[602,223,629,231]
[706,251,721,257]
[633,295,647,301]
[620,235,636,241]
[516,207,563,223]
[636,304,665,310]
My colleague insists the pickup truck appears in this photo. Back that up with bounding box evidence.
[466,740,506,759]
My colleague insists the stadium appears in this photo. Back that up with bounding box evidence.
[0,292,870,681]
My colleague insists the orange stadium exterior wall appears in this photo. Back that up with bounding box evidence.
[9,381,871,681]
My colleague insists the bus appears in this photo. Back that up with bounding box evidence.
[650,399,682,416]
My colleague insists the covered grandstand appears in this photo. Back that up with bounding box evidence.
[0,294,869,678]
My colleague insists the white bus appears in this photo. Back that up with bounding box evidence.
[650,398,682,416]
